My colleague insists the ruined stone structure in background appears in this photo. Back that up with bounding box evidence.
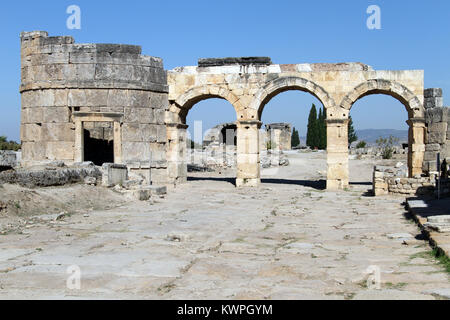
[20,32,428,190]
[265,123,292,151]
[203,123,237,149]
[423,88,450,173]
[20,31,168,185]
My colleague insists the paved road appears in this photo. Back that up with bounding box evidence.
[0,152,448,299]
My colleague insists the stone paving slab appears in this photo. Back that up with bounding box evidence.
[406,198,450,258]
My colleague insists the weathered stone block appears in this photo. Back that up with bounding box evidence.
[68,89,86,107]
[43,107,70,123]
[102,163,128,187]
[107,89,130,107]
[45,141,75,160]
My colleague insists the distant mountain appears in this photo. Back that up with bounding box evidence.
[355,129,408,144]
[299,129,408,146]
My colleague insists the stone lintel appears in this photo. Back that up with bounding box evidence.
[73,112,124,122]
[198,57,272,67]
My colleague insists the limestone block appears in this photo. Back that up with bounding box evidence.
[424,88,442,98]
[41,123,75,142]
[45,141,75,160]
[36,90,55,107]
[424,151,438,161]
[68,89,86,107]
[237,162,260,179]
[43,107,70,123]
[22,107,44,124]
[425,143,441,152]
[129,90,150,108]
[107,89,130,107]
[156,125,167,143]
[21,124,43,142]
[85,89,108,107]
[21,142,46,160]
[150,167,168,185]
[327,163,349,180]
[102,163,128,187]
[150,93,169,110]
[122,142,151,162]
[441,143,450,158]
[168,162,186,179]
[122,123,157,142]
[154,109,166,124]
[150,143,166,162]
[426,107,449,123]
[237,154,259,165]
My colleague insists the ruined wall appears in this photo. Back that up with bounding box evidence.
[20,31,169,184]
[265,123,291,151]
[423,88,450,174]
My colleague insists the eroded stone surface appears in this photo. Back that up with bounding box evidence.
[0,152,448,299]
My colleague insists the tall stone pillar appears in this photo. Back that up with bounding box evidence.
[407,118,426,177]
[326,119,349,190]
[236,120,261,187]
[166,123,188,185]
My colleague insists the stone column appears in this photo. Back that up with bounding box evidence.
[407,118,426,177]
[236,120,261,187]
[326,119,349,190]
[166,123,188,185]
[74,120,84,163]
[113,121,123,164]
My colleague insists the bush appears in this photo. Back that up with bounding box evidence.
[0,136,21,151]
[356,141,367,149]
[376,136,399,160]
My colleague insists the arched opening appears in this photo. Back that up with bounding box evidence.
[258,88,328,189]
[183,97,239,185]
[348,93,413,191]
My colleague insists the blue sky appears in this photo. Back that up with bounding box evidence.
[1,0,449,141]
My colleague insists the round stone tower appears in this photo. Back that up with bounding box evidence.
[20,31,169,184]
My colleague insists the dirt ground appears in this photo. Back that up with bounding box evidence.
[0,151,449,299]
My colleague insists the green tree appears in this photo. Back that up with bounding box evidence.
[291,127,300,148]
[306,104,319,149]
[0,136,21,151]
[376,135,399,159]
[318,107,327,150]
[348,116,358,146]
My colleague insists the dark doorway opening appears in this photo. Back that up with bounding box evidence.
[83,129,114,166]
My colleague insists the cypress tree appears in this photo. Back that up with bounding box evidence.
[306,104,319,149]
[348,115,358,146]
[291,127,300,148]
[318,107,327,150]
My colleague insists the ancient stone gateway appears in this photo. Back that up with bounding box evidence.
[167,58,425,189]
[19,32,426,190]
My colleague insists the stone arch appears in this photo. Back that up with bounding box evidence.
[250,76,336,120]
[173,85,242,123]
[340,79,423,118]
[340,79,426,179]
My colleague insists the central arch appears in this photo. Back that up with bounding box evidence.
[237,76,336,188]
[250,76,336,118]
